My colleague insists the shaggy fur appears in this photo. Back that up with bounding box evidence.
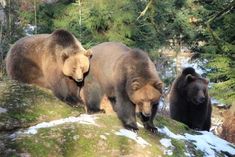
[6,29,91,106]
[169,67,212,131]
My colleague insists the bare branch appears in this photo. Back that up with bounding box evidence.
[137,0,152,20]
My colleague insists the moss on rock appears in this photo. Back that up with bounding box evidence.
[0,80,84,131]
[0,80,234,157]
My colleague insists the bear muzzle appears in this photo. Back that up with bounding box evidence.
[141,102,152,117]
[76,78,83,82]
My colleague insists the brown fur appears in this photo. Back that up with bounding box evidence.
[6,29,91,106]
[221,105,235,144]
[81,42,163,131]
[169,67,212,131]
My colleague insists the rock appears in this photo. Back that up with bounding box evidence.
[0,80,84,131]
[0,79,235,157]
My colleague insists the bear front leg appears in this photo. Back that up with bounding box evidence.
[50,76,82,107]
[115,90,138,131]
[190,106,207,131]
[139,103,158,133]
[64,78,84,106]
[203,101,212,131]
[202,105,212,131]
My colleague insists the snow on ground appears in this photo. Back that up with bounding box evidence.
[158,126,235,156]
[115,129,151,148]
[7,110,234,155]
[100,135,107,140]
[158,126,185,140]
[185,131,235,157]
[10,114,98,138]
[160,138,174,156]
[160,138,173,148]
[0,107,7,113]
[137,122,144,128]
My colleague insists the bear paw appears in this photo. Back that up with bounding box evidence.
[87,108,106,114]
[124,122,139,131]
[143,123,158,133]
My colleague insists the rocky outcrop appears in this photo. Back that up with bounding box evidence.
[0,80,234,157]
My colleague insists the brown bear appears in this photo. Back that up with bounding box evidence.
[169,67,212,131]
[81,42,163,131]
[5,29,92,106]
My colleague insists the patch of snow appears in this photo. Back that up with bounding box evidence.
[158,126,235,156]
[160,138,173,148]
[105,132,110,136]
[137,122,144,128]
[211,98,220,104]
[115,129,151,148]
[100,135,107,140]
[185,131,235,157]
[184,152,191,157]
[158,99,164,110]
[10,114,98,138]
[0,107,7,113]
[160,138,174,156]
[158,126,185,140]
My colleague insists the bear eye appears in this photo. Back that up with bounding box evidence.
[72,67,76,72]
[153,82,163,93]
[80,67,85,73]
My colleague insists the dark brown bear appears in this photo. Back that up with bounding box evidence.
[169,67,212,131]
[6,29,91,106]
[81,42,163,131]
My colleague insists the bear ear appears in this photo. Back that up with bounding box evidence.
[153,82,163,93]
[186,74,196,83]
[131,81,141,91]
[83,49,92,58]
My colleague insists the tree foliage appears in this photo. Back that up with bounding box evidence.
[0,0,234,104]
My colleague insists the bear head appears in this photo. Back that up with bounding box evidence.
[184,74,209,105]
[128,80,163,117]
[48,29,92,82]
[62,50,92,82]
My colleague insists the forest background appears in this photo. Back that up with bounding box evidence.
[0,0,234,105]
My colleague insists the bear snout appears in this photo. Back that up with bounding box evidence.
[196,96,206,104]
[142,112,151,117]
[141,102,152,117]
[75,78,83,82]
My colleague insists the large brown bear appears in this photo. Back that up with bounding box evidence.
[81,42,163,131]
[6,29,91,106]
[169,67,212,131]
